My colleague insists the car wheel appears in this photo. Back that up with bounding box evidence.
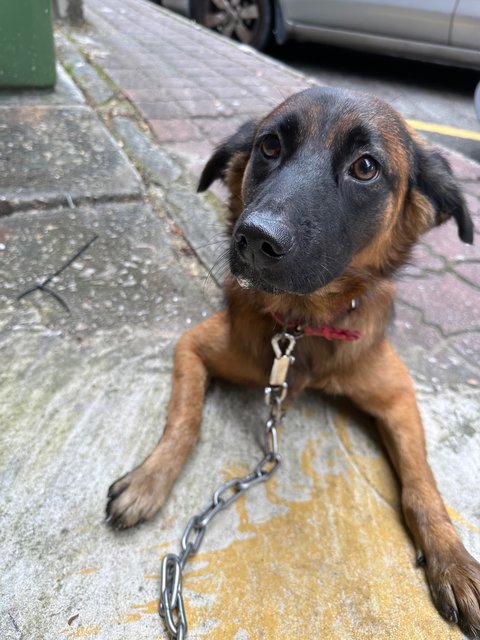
[193,0,272,50]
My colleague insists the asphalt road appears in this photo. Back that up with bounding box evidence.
[268,40,480,163]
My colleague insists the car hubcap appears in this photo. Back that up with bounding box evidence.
[205,0,260,44]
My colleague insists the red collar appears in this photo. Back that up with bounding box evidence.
[271,307,361,342]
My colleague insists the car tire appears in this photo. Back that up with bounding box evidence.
[193,0,272,51]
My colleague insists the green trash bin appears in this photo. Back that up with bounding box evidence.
[0,0,56,89]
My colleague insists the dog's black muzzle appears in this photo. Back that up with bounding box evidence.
[234,211,293,265]
[231,210,306,293]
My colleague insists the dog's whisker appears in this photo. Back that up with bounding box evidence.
[203,247,230,290]
[194,236,229,251]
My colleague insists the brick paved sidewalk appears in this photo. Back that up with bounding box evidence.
[82,0,314,172]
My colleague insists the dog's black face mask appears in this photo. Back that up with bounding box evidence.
[231,90,396,294]
[199,87,473,295]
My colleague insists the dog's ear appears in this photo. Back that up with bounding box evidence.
[413,144,474,244]
[197,119,257,192]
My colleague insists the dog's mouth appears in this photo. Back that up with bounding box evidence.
[230,253,329,295]
[234,272,284,294]
[235,275,253,289]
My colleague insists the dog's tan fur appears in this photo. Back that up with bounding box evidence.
[107,90,480,636]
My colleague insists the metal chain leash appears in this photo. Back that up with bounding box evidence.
[159,331,298,639]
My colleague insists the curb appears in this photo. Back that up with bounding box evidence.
[55,27,228,288]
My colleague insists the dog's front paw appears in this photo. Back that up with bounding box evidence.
[106,466,170,529]
[425,544,480,638]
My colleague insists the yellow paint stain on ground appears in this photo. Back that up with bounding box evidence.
[117,599,159,623]
[77,567,99,575]
[334,412,480,533]
[144,540,174,553]
[119,411,478,638]
[447,504,480,533]
[180,435,463,639]
[63,626,101,638]
[333,412,400,510]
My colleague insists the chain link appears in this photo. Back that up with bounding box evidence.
[159,332,298,639]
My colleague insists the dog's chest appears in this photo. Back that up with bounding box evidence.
[285,337,341,394]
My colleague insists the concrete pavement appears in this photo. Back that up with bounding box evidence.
[1,1,479,638]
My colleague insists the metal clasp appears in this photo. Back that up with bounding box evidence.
[271,332,296,358]
[267,332,296,391]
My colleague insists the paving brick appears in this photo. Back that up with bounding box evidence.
[448,332,480,371]
[135,76,198,90]
[391,299,441,353]
[454,262,480,289]
[464,191,480,227]
[88,52,137,70]
[163,87,214,101]
[229,96,274,115]
[149,118,203,143]
[194,116,249,143]
[136,100,187,119]
[463,182,480,199]
[210,85,251,99]
[142,65,184,78]
[423,222,479,264]
[123,87,174,103]
[104,68,154,90]
[401,242,445,277]
[442,147,480,181]
[177,98,234,118]
[162,139,215,177]
[397,272,480,335]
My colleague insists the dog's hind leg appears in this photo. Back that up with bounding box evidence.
[334,338,480,637]
[106,310,267,529]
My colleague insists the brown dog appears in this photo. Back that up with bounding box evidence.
[106,87,479,636]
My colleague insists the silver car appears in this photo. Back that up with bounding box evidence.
[161,0,480,68]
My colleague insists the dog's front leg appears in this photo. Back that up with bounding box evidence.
[334,339,480,636]
[106,310,267,529]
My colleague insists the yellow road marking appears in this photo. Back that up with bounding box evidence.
[407,118,480,142]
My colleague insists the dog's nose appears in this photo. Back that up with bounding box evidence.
[234,214,293,265]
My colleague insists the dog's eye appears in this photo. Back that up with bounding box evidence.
[350,155,378,181]
[260,134,281,159]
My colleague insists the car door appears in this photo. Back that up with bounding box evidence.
[282,0,456,45]
[450,0,480,50]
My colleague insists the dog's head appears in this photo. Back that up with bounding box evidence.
[199,87,473,295]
